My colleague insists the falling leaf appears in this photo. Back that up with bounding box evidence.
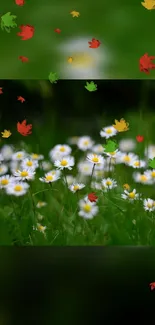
[139,53,155,74]
[148,158,155,168]
[88,193,98,202]
[141,0,155,10]
[1,130,12,138]
[1,12,17,32]
[136,135,144,142]
[54,28,61,33]
[150,282,155,290]
[104,140,118,153]
[18,56,29,63]
[17,120,32,136]
[88,38,101,49]
[85,81,97,92]
[113,118,129,132]
[48,72,59,84]
[70,10,80,17]
[17,96,25,103]
[0,87,3,94]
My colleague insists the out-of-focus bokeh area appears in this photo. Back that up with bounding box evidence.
[0,0,155,78]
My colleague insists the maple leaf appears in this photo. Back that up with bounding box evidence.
[150,282,155,290]
[17,120,32,136]
[70,10,80,17]
[0,87,3,94]
[136,135,144,142]
[85,81,97,92]
[113,118,129,132]
[88,192,98,202]
[103,140,118,153]
[148,158,155,168]
[1,129,12,138]
[17,96,25,103]
[141,0,155,10]
[49,72,59,84]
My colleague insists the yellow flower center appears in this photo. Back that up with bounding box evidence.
[147,203,153,208]
[92,157,99,163]
[14,185,22,192]
[84,167,89,171]
[109,152,115,155]
[134,161,140,167]
[106,180,112,186]
[72,52,94,68]
[83,204,91,212]
[73,185,79,191]
[128,192,135,199]
[83,140,89,145]
[21,171,28,177]
[140,175,147,182]
[17,154,22,159]
[0,168,3,172]
[60,147,65,152]
[106,128,112,134]
[151,172,155,178]
[32,154,39,159]
[37,225,45,232]
[61,159,67,166]
[51,171,56,175]
[1,179,9,185]
[46,175,53,181]
[27,161,33,167]
[123,155,130,162]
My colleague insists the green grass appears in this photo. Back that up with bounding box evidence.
[1,111,155,246]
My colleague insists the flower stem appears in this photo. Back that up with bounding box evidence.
[90,164,95,187]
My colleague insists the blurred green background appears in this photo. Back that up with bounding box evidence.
[0,0,155,78]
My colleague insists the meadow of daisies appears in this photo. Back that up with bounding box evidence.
[1,117,155,245]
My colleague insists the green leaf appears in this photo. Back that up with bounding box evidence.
[103,140,118,153]
[85,81,97,92]
[148,158,155,168]
[48,72,59,84]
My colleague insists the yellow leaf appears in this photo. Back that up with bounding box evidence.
[113,118,129,132]
[141,0,155,10]
[1,129,12,138]
[70,10,80,17]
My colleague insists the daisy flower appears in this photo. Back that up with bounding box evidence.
[12,151,26,161]
[41,161,52,171]
[91,181,102,190]
[119,139,136,152]
[6,182,29,196]
[39,171,60,183]
[121,189,140,201]
[144,169,155,182]
[101,178,117,190]
[145,145,155,159]
[0,154,4,162]
[54,156,75,170]
[69,183,85,193]
[87,153,104,165]
[21,158,39,170]
[100,126,117,139]
[30,153,44,161]
[78,198,99,219]
[57,36,109,79]
[67,136,79,145]
[1,145,14,160]
[129,159,146,169]
[36,201,47,208]
[37,214,44,221]
[143,198,155,212]
[34,223,46,235]
[50,145,72,158]
[78,161,93,176]
[66,175,76,186]
[92,144,105,154]
[117,152,138,165]
[13,168,35,181]
[0,175,15,189]
[0,164,8,175]
[104,149,120,159]
[133,172,152,185]
[77,136,94,151]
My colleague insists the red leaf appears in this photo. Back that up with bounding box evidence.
[136,135,144,142]
[17,119,32,136]
[88,192,98,202]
